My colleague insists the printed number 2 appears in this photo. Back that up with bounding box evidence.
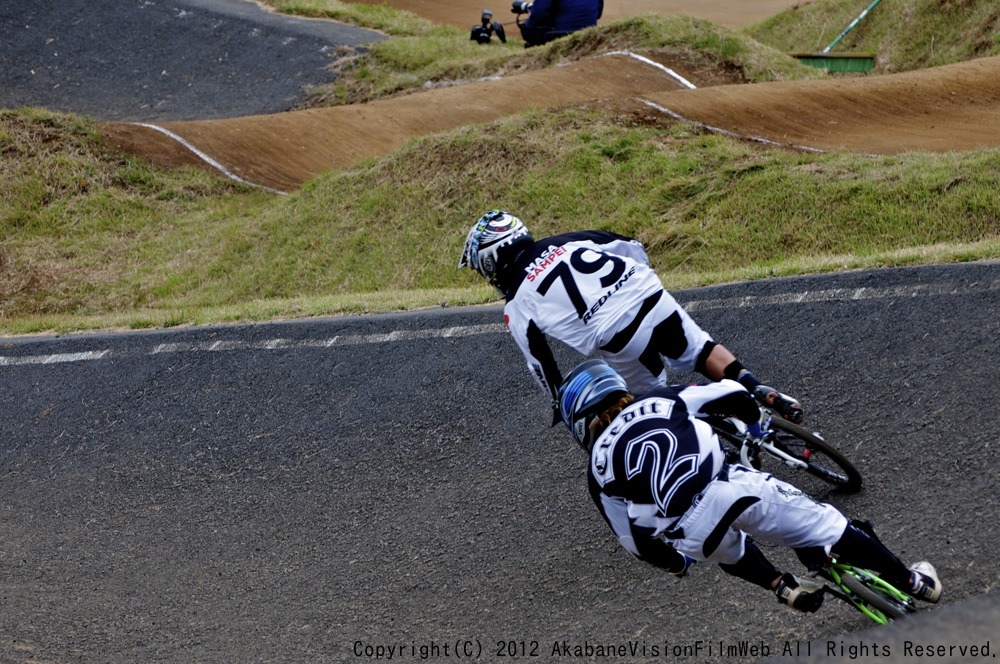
[537,248,626,317]
[625,430,699,514]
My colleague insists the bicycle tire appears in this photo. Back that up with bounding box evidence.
[767,417,863,494]
[839,569,915,621]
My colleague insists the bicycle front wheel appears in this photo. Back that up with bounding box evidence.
[766,417,863,494]
[839,569,916,622]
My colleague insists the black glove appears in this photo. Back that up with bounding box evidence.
[511,0,532,13]
[670,553,696,578]
[774,573,824,613]
[752,385,804,424]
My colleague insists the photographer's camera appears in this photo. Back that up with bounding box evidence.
[470,9,506,44]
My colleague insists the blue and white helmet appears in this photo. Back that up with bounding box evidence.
[557,359,630,451]
[458,210,533,283]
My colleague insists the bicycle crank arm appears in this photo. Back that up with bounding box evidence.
[823,584,854,603]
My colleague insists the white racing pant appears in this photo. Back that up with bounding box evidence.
[600,290,713,395]
[666,465,848,565]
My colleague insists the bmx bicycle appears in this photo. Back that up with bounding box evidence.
[817,520,919,623]
[702,401,863,495]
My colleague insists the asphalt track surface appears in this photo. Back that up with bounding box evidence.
[2,1,999,661]
[0,0,385,121]
[1,263,998,662]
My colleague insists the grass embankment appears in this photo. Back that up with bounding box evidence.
[747,0,1000,72]
[262,2,823,104]
[2,9,998,335]
[3,101,998,335]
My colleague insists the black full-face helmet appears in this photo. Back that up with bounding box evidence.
[557,359,630,451]
[458,210,533,293]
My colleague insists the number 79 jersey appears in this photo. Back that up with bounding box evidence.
[503,231,668,395]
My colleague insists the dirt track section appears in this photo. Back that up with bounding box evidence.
[640,55,1000,154]
[351,0,806,30]
[14,0,999,193]
[104,53,1000,192]
[102,53,697,192]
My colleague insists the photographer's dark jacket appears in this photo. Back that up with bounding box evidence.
[520,0,602,46]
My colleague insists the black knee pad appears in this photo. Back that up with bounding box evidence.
[721,358,744,382]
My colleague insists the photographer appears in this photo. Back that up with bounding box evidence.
[512,0,602,47]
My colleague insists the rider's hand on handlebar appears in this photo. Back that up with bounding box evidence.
[774,573,825,613]
[752,385,804,424]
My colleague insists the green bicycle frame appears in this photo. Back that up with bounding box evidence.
[826,562,913,624]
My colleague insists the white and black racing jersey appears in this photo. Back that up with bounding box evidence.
[503,231,665,399]
[587,381,760,571]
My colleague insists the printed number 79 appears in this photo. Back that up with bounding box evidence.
[537,248,626,318]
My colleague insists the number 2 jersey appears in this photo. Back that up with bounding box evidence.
[588,381,760,570]
[502,230,711,400]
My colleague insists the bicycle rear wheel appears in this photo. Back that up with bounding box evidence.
[767,417,863,494]
[839,568,916,622]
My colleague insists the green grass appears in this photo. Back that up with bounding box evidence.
[748,0,1000,72]
[264,0,524,104]
[2,6,998,335]
[2,104,998,335]
[262,7,823,105]
[268,0,438,35]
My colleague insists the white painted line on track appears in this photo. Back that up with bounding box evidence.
[129,123,289,195]
[147,323,505,356]
[0,350,110,366]
[602,51,698,90]
[1,279,995,368]
[634,98,826,153]
[680,281,1000,312]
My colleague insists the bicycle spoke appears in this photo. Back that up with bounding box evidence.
[767,417,863,494]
